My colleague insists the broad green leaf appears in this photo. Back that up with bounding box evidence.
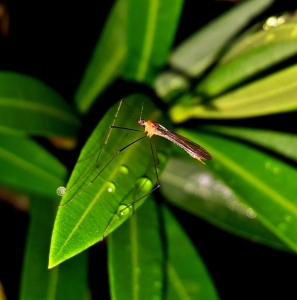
[169,0,274,77]
[161,156,290,251]
[163,205,219,300]
[202,125,297,163]
[170,63,297,122]
[197,16,297,96]
[74,0,127,114]
[123,0,183,84]
[20,195,88,300]
[0,133,67,197]
[49,95,169,267]
[173,129,297,252]
[108,197,164,300]
[0,72,80,136]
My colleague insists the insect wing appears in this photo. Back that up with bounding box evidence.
[156,124,212,161]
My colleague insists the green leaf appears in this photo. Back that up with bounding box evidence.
[20,195,88,300]
[172,129,297,252]
[123,0,183,84]
[108,197,164,300]
[154,71,190,103]
[202,125,297,163]
[74,0,127,114]
[161,156,291,251]
[170,63,297,122]
[163,205,219,300]
[0,72,80,136]
[0,133,67,197]
[197,16,297,96]
[49,95,169,268]
[169,0,274,77]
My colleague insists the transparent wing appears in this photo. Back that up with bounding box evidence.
[156,124,212,161]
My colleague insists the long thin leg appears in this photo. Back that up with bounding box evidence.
[59,99,144,205]
[111,125,143,133]
[103,137,161,238]
[59,135,147,207]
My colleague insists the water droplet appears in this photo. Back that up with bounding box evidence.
[286,216,293,223]
[56,186,66,196]
[273,167,280,174]
[106,182,116,193]
[246,208,257,218]
[120,165,129,175]
[117,204,132,216]
[136,177,153,191]
[265,162,273,170]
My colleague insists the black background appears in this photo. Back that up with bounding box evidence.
[1,1,297,299]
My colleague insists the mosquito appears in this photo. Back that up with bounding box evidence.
[56,99,212,239]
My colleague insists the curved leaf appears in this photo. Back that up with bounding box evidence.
[20,195,88,300]
[170,63,297,121]
[74,0,127,114]
[169,0,274,77]
[108,197,164,300]
[173,129,297,252]
[49,95,170,267]
[0,72,80,136]
[163,205,219,300]
[0,133,67,197]
[197,17,297,96]
[123,0,183,84]
[202,125,297,163]
[161,156,290,251]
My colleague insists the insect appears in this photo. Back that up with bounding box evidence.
[56,99,212,239]
[138,119,212,164]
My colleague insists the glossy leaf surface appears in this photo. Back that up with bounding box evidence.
[165,129,297,252]
[108,198,164,300]
[49,95,169,267]
[170,64,297,122]
[161,156,290,251]
[163,205,219,300]
[20,195,88,300]
[0,133,67,197]
[202,125,297,162]
[0,72,80,136]
[169,0,274,77]
[197,16,297,96]
[74,0,127,113]
[123,0,183,84]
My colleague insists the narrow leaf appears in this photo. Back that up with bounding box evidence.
[163,205,219,300]
[49,95,169,267]
[0,133,66,197]
[174,129,297,252]
[0,72,80,136]
[108,197,164,300]
[197,16,297,96]
[20,195,88,300]
[169,0,274,77]
[74,0,127,114]
[161,156,291,251]
[123,0,183,84]
[170,63,297,122]
[202,125,297,163]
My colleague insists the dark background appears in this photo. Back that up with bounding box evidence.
[1,1,297,299]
